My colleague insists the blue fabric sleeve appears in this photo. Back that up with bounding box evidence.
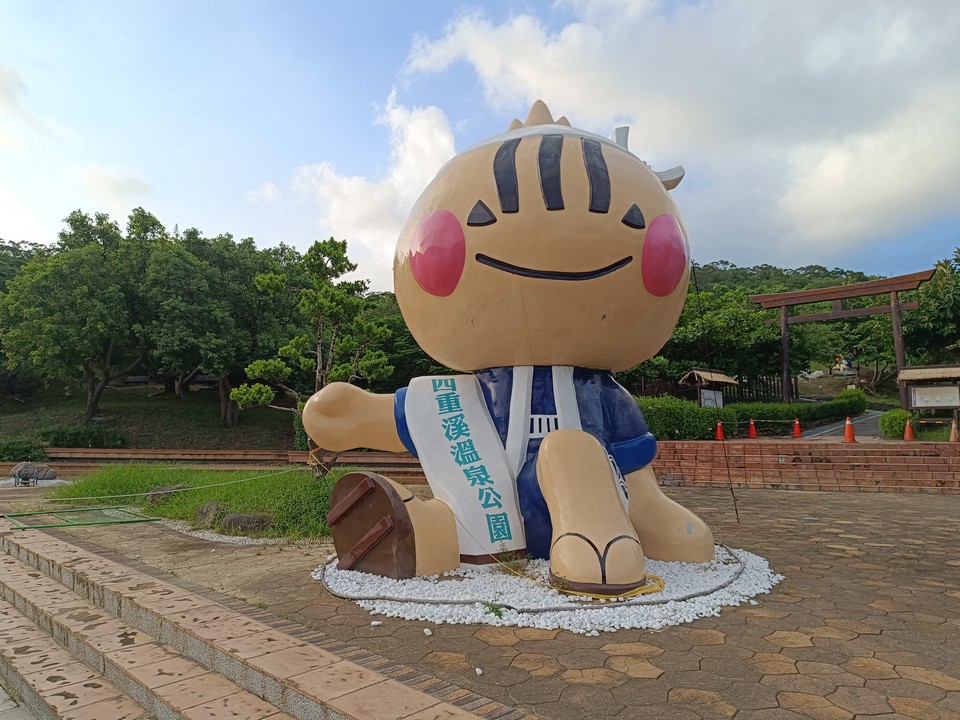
[611,433,657,475]
[393,387,418,458]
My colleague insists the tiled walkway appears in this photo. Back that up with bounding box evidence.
[8,487,960,719]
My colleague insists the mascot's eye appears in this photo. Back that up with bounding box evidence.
[467,200,497,227]
[621,204,646,229]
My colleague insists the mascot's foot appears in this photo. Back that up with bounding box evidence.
[549,532,647,595]
[538,430,647,595]
[326,471,417,579]
[626,466,715,563]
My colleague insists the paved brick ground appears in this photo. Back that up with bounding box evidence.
[6,487,960,719]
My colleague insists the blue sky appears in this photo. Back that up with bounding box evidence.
[2,0,958,290]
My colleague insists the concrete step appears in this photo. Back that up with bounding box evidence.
[0,529,481,720]
[0,552,292,720]
[0,593,151,720]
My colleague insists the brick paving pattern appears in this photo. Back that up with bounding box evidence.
[8,487,959,720]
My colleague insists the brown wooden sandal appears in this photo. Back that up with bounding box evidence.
[326,471,416,579]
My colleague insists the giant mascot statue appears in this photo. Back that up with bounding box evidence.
[303,101,715,597]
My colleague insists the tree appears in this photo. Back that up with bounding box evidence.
[905,249,960,365]
[231,239,393,417]
[140,241,236,398]
[0,239,47,397]
[1,242,141,419]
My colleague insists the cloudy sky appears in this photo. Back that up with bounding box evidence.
[2,0,958,290]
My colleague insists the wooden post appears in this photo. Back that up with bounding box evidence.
[890,291,908,409]
[781,305,791,404]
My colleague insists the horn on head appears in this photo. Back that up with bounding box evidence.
[655,166,685,190]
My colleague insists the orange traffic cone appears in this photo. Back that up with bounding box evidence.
[903,419,915,442]
[748,418,757,438]
[843,417,857,443]
[792,418,802,438]
[950,419,959,443]
[715,419,725,441]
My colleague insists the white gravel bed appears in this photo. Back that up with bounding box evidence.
[153,516,321,546]
[0,477,71,487]
[315,546,784,634]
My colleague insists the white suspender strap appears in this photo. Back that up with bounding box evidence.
[505,366,533,476]
[552,366,582,431]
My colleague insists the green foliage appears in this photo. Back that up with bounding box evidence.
[39,424,127,448]
[723,390,867,433]
[293,402,309,451]
[879,409,914,438]
[230,383,276,411]
[48,465,344,539]
[905,250,960,364]
[637,396,735,440]
[0,386,295,451]
[835,388,868,414]
[483,601,505,618]
[245,359,293,384]
[0,439,47,462]
[236,237,394,418]
[638,389,868,439]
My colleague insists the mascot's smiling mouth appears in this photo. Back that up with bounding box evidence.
[475,254,633,281]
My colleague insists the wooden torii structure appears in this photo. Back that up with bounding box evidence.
[750,269,936,407]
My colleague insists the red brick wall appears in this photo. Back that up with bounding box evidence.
[653,440,960,493]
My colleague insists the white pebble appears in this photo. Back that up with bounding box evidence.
[370,621,382,626]
[475,668,483,676]
[314,546,784,636]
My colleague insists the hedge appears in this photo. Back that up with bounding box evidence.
[636,389,868,440]
[39,424,127,448]
[636,396,736,440]
[0,440,48,462]
[878,409,913,438]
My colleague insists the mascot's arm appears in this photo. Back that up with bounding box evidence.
[301,382,406,452]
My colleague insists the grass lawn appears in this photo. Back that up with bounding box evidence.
[47,465,345,540]
[0,384,295,450]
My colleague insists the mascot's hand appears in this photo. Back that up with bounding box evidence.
[302,383,406,453]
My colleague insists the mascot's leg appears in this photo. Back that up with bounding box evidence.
[537,430,646,594]
[625,465,715,562]
[326,471,459,579]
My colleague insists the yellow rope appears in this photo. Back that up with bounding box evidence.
[559,575,665,600]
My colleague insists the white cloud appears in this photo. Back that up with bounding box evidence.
[244,181,281,205]
[79,165,152,220]
[0,63,74,152]
[405,0,960,267]
[292,91,455,290]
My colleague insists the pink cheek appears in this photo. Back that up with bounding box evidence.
[409,210,466,297]
[641,214,688,297]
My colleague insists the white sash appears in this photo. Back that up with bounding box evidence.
[405,375,526,556]
[404,367,627,556]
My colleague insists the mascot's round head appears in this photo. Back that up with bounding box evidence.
[394,100,690,372]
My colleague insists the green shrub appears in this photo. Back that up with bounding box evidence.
[0,439,48,462]
[638,388,871,439]
[293,407,309,452]
[39,424,127,448]
[637,396,735,440]
[879,409,913,438]
[835,388,868,415]
[724,389,869,436]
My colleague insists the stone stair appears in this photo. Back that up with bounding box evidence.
[0,521,480,720]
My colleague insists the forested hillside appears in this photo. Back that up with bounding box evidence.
[2,209,958,428]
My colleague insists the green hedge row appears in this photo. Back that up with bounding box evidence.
[0,440,48,462]
[39,425,127,448]
[636,389,868,440]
